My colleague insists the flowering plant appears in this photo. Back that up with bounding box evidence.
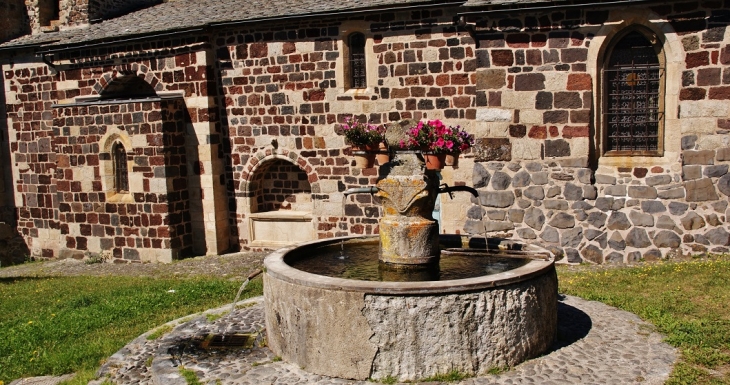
[398,119,474,153]
[338,116,385,147]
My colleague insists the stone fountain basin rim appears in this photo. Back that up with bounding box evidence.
[264,235,555,295]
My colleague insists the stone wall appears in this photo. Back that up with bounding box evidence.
[0,0,30,42]
[1,1,729,262]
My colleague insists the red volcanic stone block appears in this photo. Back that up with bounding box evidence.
[549,125,559,137]
[491,50,514,66]
[686,51,710,68]
[721,45,730,65]
[529,125,547,139]
[249,43,268,58]
[633,167,648,178]
[709,86,730,99]
[651,166,664,173]
[562,125,589,138]
[680,87,707,100]
[526,49,542,65]
[697,68,722,86]
[514,73,545,91]
[283,42,296,54]
[567,73,592,90]
[451,74,470,85]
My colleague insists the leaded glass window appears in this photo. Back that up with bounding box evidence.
[603,30,664,155]
[113,142,129,193]
[348,32,367,89]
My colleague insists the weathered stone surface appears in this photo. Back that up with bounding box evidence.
[484,221,516,232]
[604,185,626,196]
[512,171,531,187]
[684,178,719,201]
[608,231,626,250]
[476,108,512,122]
[683,150,715,165]
[474,138,511,162]
[473,163,491,188]
[606,211,631,230]
[508,209,525,223]
[565,248,582,263]
[584,229,603,240]
[549,213,575,229]
[682,165,702,181]
[525,162,542,172]
[585,212,606,229]
[657,216,681,232]
[524,186,545,200]
[704,164,729,178]
[564,183,583,201]
[475,191,515,208]
[653,231,681,248]
[626,228,652,248]
[595,232,608,248]
[544,139,571,157]
[682,134,698,150]
[645,175,672,186]
[550,172,574,181]
[558,157,588,168]
[576,168,592,184]
[531,172,548,185]
[658,187,685,199]
[595,197,614,212]
[606,252,624,264]
[540,226,559,242]
[487,210,507,221]
[643,249,663,261]
[581,244,603,264]
[705,213,721,226]
[572,201,592,210]
[524,207,545,230]
[706,228,730,245]
[669,202,689,215]
[476,69,507,89]
[546,186,561,198]
[713,201,729,213]
[517,199,532,209]
[628,186,658,199]
[695,234,710,245]
[575,210,587,221]
[629,210,654,227]
[719,174,730,197]
[491,172,512,190]
[561,227,583,248]
[516,227,537,239]
[583,186,597,200]
[543,199,569,210]
[467,206,486,220]
[595,174,616,184]
[612,199,626,210]
[641,201,666,214]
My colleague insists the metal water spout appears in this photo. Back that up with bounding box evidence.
[343,186,378,197]
[438,184,478,199]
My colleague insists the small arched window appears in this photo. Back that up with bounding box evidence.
[348,32,367,89]
[602,28,665,156]
[112,142,129,193]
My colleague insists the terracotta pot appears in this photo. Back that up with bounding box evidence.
[445,153,460,168]
[423,153,446,170]
[352,150,376,168]
[375,142,390,165]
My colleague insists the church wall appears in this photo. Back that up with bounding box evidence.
[0,0,30,42]
[2,1,729,263]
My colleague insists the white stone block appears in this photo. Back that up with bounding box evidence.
[681,117,716,134]
[501,91,537,109]
[57,80,78,90]
[476,108,512,122]
[512,139,542,160]
[544,72,569,91]
[518,110,544,125]
[679,100,730,118]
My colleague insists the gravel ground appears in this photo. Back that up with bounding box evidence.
[0,252,268,280]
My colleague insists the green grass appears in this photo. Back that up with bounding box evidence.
[0,275,262,383]
[559,255,730,385]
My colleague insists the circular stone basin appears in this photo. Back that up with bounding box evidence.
[264,235,558,381]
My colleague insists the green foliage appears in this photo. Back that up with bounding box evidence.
[559,255,730,385]
[179,366,203,385]
[419,369,469,382]
[146,324,173,340]
[0,275,263,383]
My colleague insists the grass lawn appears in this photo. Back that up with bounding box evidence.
[0,274,262,384]
[559,255,730,385]
[0,255,728,384]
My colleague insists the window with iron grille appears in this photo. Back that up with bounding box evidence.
[348,32,367,89]
[113,142,129,193]
[603,29,664,156]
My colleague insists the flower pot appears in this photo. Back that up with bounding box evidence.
[375,142,390,165]
[445,153,460,168]
[353,150,376,168]
[423,153,446,170]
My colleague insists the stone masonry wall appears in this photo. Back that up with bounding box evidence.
[53,99,192,262]
[0,0,30,42]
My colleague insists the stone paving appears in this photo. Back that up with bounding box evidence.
[89,294,677,385]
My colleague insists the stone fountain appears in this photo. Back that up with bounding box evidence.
[263,120,558,381]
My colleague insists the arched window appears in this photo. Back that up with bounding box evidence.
[348,32,367,89]
[602,28,664,156]
[112,142,129,193]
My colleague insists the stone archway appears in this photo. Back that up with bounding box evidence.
[243,152,316,248]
